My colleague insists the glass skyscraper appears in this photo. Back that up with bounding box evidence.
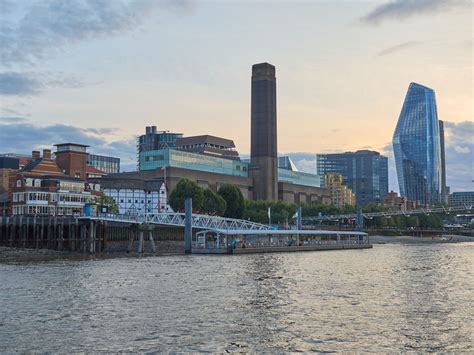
[393,82,442,205]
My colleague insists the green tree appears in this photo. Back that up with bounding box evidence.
[97,194,119,214]
[218,184,245,219]
[202,188,227,216]
[169,178,204,212]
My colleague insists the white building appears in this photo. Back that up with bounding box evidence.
[103,182,172,215]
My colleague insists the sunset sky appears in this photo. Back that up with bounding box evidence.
[0,0,472,192]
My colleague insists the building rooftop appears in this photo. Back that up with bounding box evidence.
[54,143,90,148]
[175,135,236,149]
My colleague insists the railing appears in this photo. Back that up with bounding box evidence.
[85,212,271,231]
[303,204,473,222]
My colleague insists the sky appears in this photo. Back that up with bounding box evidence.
[0,0,473,192]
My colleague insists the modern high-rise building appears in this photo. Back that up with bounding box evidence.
[393,83,442,205]
[439,120,448,203]
[250,62,278,201]
[317,150,389,206]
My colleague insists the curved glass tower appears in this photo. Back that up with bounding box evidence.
[393,83,442,205]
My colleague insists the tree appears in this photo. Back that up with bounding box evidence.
[169,178,204,212]
[218,184,245,219]
[97,194,118,214]
[202,188,227,216]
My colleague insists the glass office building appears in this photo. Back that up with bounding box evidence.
[87,154,120,174]
[140,149,249,177]
[393,83,442,205]
[317,150,388,206]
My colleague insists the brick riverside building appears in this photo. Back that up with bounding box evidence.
[9,149,100,216]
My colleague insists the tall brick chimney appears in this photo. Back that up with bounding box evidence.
[32,151,40,160]
[43,149,52,160]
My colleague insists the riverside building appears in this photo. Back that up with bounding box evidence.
[9,149,100,216]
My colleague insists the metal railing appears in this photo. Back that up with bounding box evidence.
[303,204,473,222]
[84,212,271,231]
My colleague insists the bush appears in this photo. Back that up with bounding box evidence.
[218,184,245,219]
[169,178,204,212]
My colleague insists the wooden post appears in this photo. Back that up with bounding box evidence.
[20,215,25,248]
[81,223,87,253]
[149,229,157,253]
[138,229,144,254]
[53,217,58,250]
[127,225,134,253]
[47,216,52,249]
[89,220,95,254]
[40,217,45,249]
[34,215,38,249]
[74,218,79,252]
[11,216,15,246]
[57,217,63,251]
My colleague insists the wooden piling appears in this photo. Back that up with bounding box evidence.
[149,230,157,253]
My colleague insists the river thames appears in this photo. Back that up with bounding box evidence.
[1,243,473,352]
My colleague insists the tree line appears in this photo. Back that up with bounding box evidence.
[168,179,446,228]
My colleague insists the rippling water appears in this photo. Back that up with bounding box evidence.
[1,243,473,352]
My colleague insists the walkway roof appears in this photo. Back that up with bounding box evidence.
[199,229,367,236]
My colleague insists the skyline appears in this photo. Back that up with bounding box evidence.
[0,0,472,192]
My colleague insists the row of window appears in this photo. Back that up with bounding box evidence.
[13,192,93,203]
[12,205,82,216]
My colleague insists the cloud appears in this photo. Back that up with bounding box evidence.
[0,122,137,172]
[444,120,474,147]
[360,0,469,25]
[0,116,28,123]
[1,0,193,66]
[377,41,420,56]
[0,71,84,96]
[0,72,42,96]
[454,145,471,154]
[443,120,473,192]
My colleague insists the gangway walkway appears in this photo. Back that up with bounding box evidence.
[83,212,271,231]
[303,204,473,223]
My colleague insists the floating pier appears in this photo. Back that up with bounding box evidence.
[192,229,372,254]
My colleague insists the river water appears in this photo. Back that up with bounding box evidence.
[1,243,473,352]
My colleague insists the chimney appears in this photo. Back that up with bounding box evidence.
[151,126,157,134]
[146,126,151,134]
[43,149,52,160]
[32,151,40,160]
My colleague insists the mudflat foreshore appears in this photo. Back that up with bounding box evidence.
[370,234,474,244]
[1,235,473,261]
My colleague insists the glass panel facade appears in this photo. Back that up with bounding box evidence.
[317,151,388,206]
[87,154,120,174]
[278,169,321,188]
[393,83,442,205]
[140,149,249,177]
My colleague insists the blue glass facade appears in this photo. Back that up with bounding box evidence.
[140,149,249,177]
[277,169,321,188]
[393,83,442,205]
[316,151,388,206]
